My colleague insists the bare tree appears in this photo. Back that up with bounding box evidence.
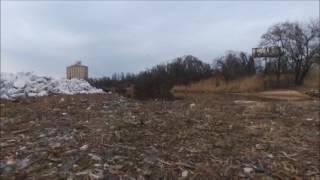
[260,19,320,85]
[215,51,255,82]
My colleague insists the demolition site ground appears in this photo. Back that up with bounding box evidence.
[0,93,319,179]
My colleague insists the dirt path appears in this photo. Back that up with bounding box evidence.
[0,94,319,179]
[255,90,312,100]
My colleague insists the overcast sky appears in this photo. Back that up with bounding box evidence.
[1,1,318,78]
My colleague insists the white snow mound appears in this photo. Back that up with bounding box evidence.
[1,72,103,100]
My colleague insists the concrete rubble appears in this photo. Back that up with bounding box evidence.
[0,72,103,100]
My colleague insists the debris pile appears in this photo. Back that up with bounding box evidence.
[0,93,319,179]
[0,72,103,99]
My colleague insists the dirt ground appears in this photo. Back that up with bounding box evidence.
[0,93,319,179]
[230,90,313,101]
[255,90,313,100]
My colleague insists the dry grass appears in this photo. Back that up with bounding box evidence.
[173,74,269,93]
[173,71,320,94]
[304,69,320,89]
[213,74,265,93]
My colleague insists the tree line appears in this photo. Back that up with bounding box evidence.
[89,55,212,99]
[89,18,319,99]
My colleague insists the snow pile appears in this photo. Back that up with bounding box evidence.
[0,72,103,99]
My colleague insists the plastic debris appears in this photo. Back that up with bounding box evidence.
[182,170,188,177]
[80,145,89,151]
[243,167,253,174]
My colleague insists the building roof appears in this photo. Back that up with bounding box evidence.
[67,61,88,68]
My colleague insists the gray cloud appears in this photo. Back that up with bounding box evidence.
[1,1,318,77]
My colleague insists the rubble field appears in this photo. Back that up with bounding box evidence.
[0,93,319,179]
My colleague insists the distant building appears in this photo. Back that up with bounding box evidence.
[66,61,88,80]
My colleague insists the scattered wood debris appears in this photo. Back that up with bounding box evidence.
[0,93,319,179]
